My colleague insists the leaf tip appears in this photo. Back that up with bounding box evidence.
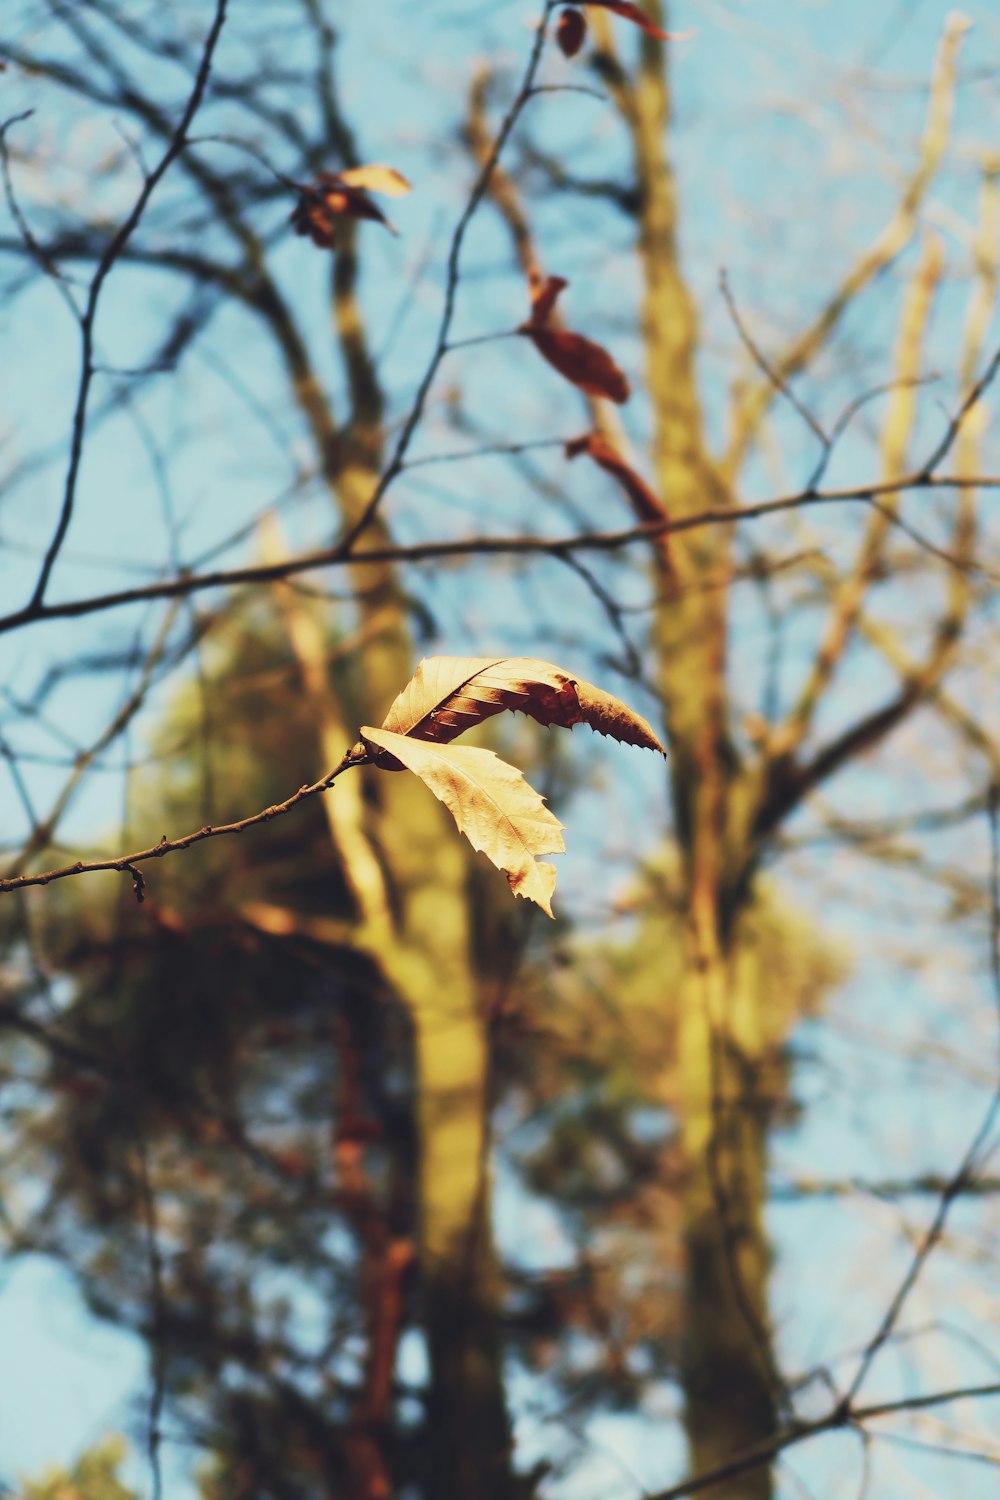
[508,859,558,917]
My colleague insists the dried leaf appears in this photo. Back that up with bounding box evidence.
[565,433,666,524]
[291,164,409,248]
[359,659,664,916]
[358,728,565,916]
[376,655,666,757]
[530,274,569,327]
[566,433,674,571]
[377,656,505,747]
[521,326,630,403]
[290,191,339,249]
[338,164,412,197]
[583,0,688,40]
[517,276,630,402]
[556,7,588,57]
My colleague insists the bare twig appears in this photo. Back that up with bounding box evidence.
[916,340,1000,477]
[642,1382,1000,1500]
[2,604,186,878]
[334,0,558,555]
[24,0,229,611]
[0,751,363,895]
[0,109,79,314]
[771,1173,1000,1201]
[720,270,829,453]
[723,12,970,479]
[840,786,1000,1405]
[0,465,997,638]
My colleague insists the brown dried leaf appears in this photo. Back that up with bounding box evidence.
[377,655,666,756]
[566,433,674,571]
[517,278,630,402]
[378,656,506,747]
[291,165,409,248]
[565,432,666,524]
[530,274,569,327]
[583,0,689,40]
[290,189,340,248]
[358,728,565,916]
[556,7,588,57]
[520,326,631,403]
[339,164,412,197]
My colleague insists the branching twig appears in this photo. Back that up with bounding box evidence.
[916,341,1000,478]
[0,751,363,895]
[720,270,829,453]
[23,0,229,611]
[0,465,997,637]
[771,1173,1000,1201]
[642,1382,1000,1500]
[723,12,970,479]
[839,786,1000,1405]
[333,0,558,555]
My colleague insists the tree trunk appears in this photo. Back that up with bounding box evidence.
[610,4,781,1486]
[419,1012,512,1498]
[271,231,515,1494]
[677,945,776,1496]
[380,778,514,1500]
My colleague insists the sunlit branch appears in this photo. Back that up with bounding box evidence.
[770,1174,1000,1201]
[722,12,970,480]
[0,750,364,896]
[0,466,996,638]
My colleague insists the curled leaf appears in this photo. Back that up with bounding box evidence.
[376,655,666,757]
[359,727,565,916]
[583,0,690,41]
[565,433,666,524]
[566,433,673,570]
[358,659,664,916]
[291,164,410,249]
[290,188,340,248]
[556,7,588,57]
[516,276,630,402]
[520,325,631,403]
[338,164,412,197]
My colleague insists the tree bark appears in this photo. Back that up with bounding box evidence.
[615,5,780,1488]
[677,946,776,1497]
[272,226,515,1496]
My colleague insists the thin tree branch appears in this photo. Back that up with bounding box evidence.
[0,751,364,895]
[719,269,829,453]
[643,1382,1000,1500]
[0,467,997,637]
[840,786,1000,1404]
[764,231,946,766]
[917,340,1000,478]
[723,12,970,480]
[334,0,558,555]
[771,1174,1000,1201]
[23,0,229,611]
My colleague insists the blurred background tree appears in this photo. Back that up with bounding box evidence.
[1,3,1000,1499]
[18,1435,138,1500]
